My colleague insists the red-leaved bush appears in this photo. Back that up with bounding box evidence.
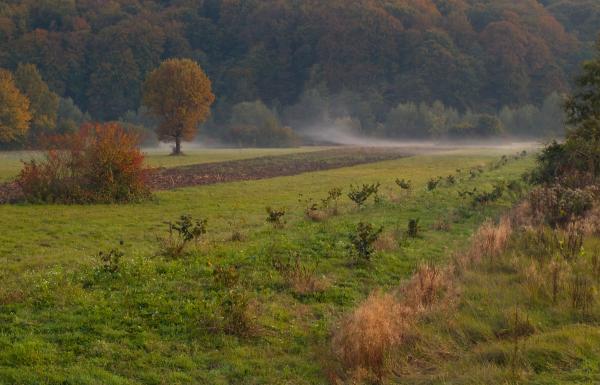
[17,123,151,203]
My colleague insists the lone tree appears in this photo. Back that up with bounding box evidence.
[143,59,215,155]
[0,69,31,145]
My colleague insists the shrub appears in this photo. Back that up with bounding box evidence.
[529,185,594,227]
[395,178,412,191]
[322,187,343,214]
[17,122,151,203]
[348,183,380,207]
[472,181,505,207]
[407,218,420,238]
[446,175,456,185]
[220,289,255,337]
[97,246,124,274]
[266,207,286,228]
[426,177,442,191]
[158,215,207,258]
[348,222,383,262]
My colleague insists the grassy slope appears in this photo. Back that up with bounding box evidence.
[0,150,534,384]
[0,147,330,182]
[392,224,600,385]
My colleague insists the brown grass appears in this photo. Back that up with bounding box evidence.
[462,216,512,266]
[306,209,329,222]
[402,263,454,311]
[332,291,414,380]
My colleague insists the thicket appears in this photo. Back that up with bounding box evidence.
[17,122,150,203]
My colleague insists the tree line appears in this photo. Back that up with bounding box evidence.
[0,0,596,146]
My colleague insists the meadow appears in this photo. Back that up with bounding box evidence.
[0,147,536,384]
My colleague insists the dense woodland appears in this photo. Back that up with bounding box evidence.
[0,0,599,146]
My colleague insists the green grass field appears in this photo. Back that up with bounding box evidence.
[0,148,537,384]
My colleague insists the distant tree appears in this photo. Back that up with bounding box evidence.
[473,115,504,137]
[561,39,600,178]
[56,97,89,134]
[0,69,31,145]
[142,58,215,155]
[384,102,430,138]
[14,63,59,141]
[228,100,297,147]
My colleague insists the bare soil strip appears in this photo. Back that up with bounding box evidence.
[0,147,413,203]
[148,147,411,190]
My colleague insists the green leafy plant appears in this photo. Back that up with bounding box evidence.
[158,215,207,258]
[220,289,255,337]
[348,222,383,262]
[407,218,420,238]
[426,177,442,191]
[266,207,286,228]
[322,187,343,211]
[395,178,412,191]
[348,183,380,207]
[97,245,124,274]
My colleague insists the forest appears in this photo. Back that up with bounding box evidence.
[0,0,600,146]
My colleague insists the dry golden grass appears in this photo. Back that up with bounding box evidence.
[332,291,414,380]
[462,216,512,266]
[402,263,454,311]
[306,208,329,222]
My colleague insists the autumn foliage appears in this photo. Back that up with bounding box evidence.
[143,59,215,155]
[0,69,31,145]
[17,122,150,203]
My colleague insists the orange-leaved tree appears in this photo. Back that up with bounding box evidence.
[0,69,31,145]
[142,58,215,155]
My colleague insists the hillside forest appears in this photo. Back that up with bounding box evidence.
[1,0,600,147]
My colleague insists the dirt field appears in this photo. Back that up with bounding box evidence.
[147,147,410,190]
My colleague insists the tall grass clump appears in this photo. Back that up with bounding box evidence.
[332,292,413,381]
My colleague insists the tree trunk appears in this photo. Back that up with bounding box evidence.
[173,136,182,155]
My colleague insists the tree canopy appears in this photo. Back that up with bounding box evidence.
[14,63,59,141]
[0,69,31,145]
[142,58,215,154]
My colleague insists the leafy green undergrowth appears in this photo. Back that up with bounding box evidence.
[0,150,534,384]
[390,220,600,384]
